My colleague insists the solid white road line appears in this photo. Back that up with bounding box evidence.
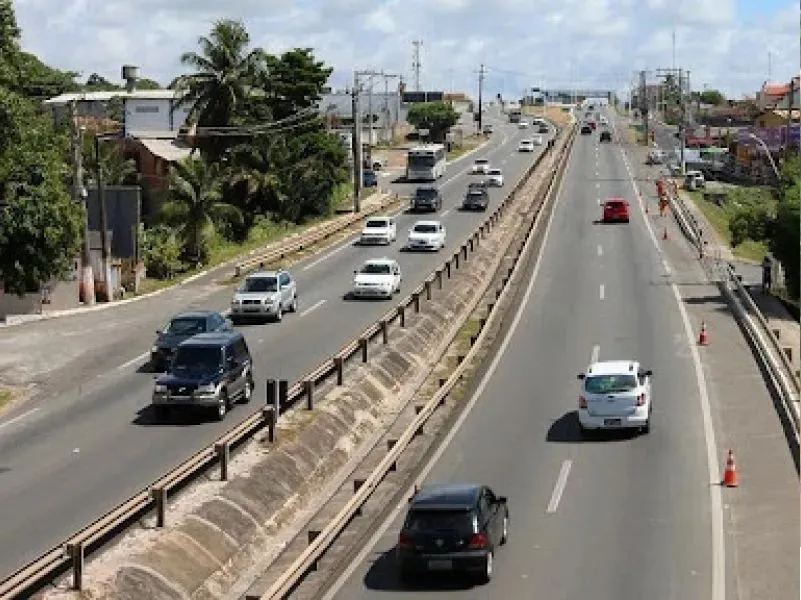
[616,131,726,600]
[546,460,573,514]
[591,344,600,364]
[597,244,603,257]
[320,118,574,600]
[116,351,149,371]
[0,407,41,432]
[599,283,605,300]
[299,299,326,318]
[440,209,451,217]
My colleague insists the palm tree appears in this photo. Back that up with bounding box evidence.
[173,19,265,162]
[161,156,243,264]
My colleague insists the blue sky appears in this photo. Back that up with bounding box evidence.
[12,0,799,100]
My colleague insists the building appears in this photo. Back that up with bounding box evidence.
[319,90,406,145]
[756,76,800,110]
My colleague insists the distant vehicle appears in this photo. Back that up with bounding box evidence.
[463,184,490,211]
[397,483,509,584]
[406,144,447,181]
[150,310,232,371]
[518,139,535,152]
[518,121,529,129]
[471,158,491,174]
[487,168,504,187]
[508,109,522,123]
[646,149,664,165]
[363,169,378,187]
[151,331,254,421]
[532,135,543,146]
[602,198,630,223]
[589,122,597,130]
[406,220,446,251]
[410,186,443,212]
[352,258,402,299]
[684,170,706,190]
[230,269,298,323]
[360,216,397,245]
[482,124,494,134]
[580,124,592,135]
[538,123,549,133]
[577,360,653,436]
[599,130,612,143]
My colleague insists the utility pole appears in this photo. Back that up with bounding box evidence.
[351,71,363,213]
[94,135,112,301]
[639,70,649,146]
[70,100,95,306]
[477,63,486,134]
[678,69,686,175]
[412,40,423,92]
[380,71,400,143]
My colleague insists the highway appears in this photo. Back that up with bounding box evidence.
[0,108,553,579]
[321,107,721,600]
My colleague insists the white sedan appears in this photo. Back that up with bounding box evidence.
[532,134,544,146]
[351,258,402,299]
[487,168,504,187]
[471,158,490,174]
[518,121,529,129]
[406,220,446,251]
[517,139,535,152]
[576,360,653,436]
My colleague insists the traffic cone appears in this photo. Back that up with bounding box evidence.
[662,227,668,240]
[698,321,709,345]
[722,449,738,487]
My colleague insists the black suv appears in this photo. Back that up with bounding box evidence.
[397,483,509,584]
[411,186,443,212]
[580,124,592,135]
[151,331,254,421]
[600,130,612,142]
[150,310,232,371]
[462,183,489,211]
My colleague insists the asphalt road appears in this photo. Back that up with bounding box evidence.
[0,109,554,579]
[322,108,719,600]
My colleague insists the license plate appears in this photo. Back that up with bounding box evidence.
[604,418,622,427]
[427,559,453,571]
[244,307,260,312]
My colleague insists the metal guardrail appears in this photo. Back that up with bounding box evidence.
[666,185,800,431]
[233,192,401,276]
[0,124,568,600]
[258,125,578,600]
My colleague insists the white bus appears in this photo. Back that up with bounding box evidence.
[406,144,447,182]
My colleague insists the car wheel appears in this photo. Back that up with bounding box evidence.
[500,513,509,545]
[274,306,283,322]
[290,294,298,313]
[579,423,593,439]
[215,390,229,421]
[477,550,494,584]
[241,375,253,403]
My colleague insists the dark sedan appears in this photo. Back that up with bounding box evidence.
[150,310,232,370]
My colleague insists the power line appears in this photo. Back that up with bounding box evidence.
[412,40,423,92]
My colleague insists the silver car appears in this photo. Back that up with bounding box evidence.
[230,269,298,323]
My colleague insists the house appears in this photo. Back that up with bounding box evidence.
[756,76,800,110]
[319,89,407,145]
[443,92,473,114]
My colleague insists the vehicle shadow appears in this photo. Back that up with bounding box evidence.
[132,405,212,427]
[363,548,475,592]
[546,411,638,443]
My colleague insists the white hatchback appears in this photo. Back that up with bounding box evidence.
[471,158,490,174]
[532,135,543,146]
[576,360,652,435]
[360,216,396,245]
[406,220,446,251]
[351,258,402,299]
[487,168,504,187]
[517,140,535,152]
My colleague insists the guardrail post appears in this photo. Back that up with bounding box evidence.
[487,301,495,314]
[234,265,242,278]
[398,306,406,328]
[279,379,288,409]
[67,541,84,590]
[437,269,443,289]
[446,262,452,279]
[387,439,398,471]
[215,442,230,481]
[354,479,366,515]
[425,280,432,300]
[304,379,314,410]
[772,328,781,340]
[413,292,420,313]
[360,336,368,362]
[380,319,389,343]
[307,530,321,571]
[470,334,478,346]
[456,355,465,364]
[454,251,460,269]
[335,356,344,385]
[414,405,425,435]
[479,224,486,238]
[479,317,486,331]
[784,347,793,363]
[152,487,167,528]
[439,377,447,388]
[265,379,278,443]
[462,244,468,260]
[468,238,474,252]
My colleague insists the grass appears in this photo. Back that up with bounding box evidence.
[447,135,482,160]
[684,187,773,262]
[0,390,12,413]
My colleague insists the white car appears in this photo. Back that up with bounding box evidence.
[359,216,396,245]
[406,220,446,251]
[577,360,653,435]
[487,168,504,187]
[351,258,402,299]
[518,121,529,129]
[517,139,535,152]
[532,135,544,146]
[471,158,490,174]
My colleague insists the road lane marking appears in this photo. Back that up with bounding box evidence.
[546,460,572,513]
[599,284,605,300]
[440,209,451,217]
[591,345,600,363]
[320,112,572,600]
[595,182,600,188]
[117,351,149,371]
[299,299,326,318]
[0,407,41,432]
[597,244,603,256]
[615,126,726,600]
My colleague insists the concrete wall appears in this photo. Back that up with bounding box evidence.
[0,262,81,320]
[123,98,190,137]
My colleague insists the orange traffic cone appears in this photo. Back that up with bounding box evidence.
[722,449,738,487]
[662,227,668,240]
[698,321,709,345]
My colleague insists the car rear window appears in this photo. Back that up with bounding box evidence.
[605,201,625,209]
[405,509,476,534]
[365,219,389,228]
[585,374,638,394]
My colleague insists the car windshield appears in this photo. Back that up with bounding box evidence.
[164,317,207,335]
[585,374,638,394]
[240,276,277,293]
[171,346,223,374]
[409,154,435,168]
[468,191,485,197]
[606,200,625,208]
[474,159,488,165]
[413,224,438,234]
[415,188,438,198]
[360,263,392,275]
[405,509,476,534]
[365,220,389,229]
[489,169,501,176]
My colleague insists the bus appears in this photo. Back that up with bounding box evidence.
[406,144,447,182]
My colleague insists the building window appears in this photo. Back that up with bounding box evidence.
[135,106,160,114]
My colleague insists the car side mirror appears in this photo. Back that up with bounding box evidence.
[577,373,585,380]
[353,270,358,274]
[497,496,508,504]
[156,330,162,335]
[642,369,653,377]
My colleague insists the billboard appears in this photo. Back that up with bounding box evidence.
[402,91,444,104]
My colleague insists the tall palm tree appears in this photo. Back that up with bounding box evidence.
[161,156,242,264]
[173,19,265,162]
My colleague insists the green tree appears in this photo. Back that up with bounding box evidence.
[770,156,800,299]
[173,19,265,162]
[699,89,724,105]
[84,73,121,91]
[137,78,163,90]
[261,48,332,122]
[81,137,137,186]
[160,156,243,264]
[406,101,460,142]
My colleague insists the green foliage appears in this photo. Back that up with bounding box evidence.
[699,90,724,105]
[81,136,137,186]
[769,157,800,298]
[84,73,121,91]
[260,48,332,122]
[139,224,184,279]
[406,102,460,142]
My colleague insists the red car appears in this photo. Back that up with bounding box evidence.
[589,121,597,130]
[602,198,630,223]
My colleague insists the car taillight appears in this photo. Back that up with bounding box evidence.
[636,393,646,406]
[579,395,587,409]
[398,533,412,548]
[468,533,487,549]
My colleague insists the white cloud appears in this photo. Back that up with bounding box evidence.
[10,0,799,99]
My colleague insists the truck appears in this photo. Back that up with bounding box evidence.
[508,109,522,123]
